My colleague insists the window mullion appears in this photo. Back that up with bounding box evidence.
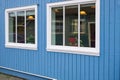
[15,12,17,43]
[25,11,26,44]
[78,4,80,47]
[63,6,65,46]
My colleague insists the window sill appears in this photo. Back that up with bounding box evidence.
[47,45,100,56]
[5,43,37,50]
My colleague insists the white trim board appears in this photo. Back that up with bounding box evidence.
[0,66,57,80]
[46,0,100,56]
[5,5,38,50]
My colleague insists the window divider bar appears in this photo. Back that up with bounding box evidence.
[25,11,26,44]
[15,12,17,43]
[63,6,65,46]
[78,4,80,47]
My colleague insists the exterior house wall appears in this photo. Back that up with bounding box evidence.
[0,0,120,80]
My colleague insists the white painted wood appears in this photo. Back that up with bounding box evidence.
[47,0,100,56]
[0,66,57,80]
[78,4,80,47]
[25,11,27,44]
[5,5,38,50]
[63,6,65,46]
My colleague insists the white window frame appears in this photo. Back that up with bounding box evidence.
[47,0,100,56]
[5,5,38,50]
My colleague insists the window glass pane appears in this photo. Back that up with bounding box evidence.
[51,7,63,45]
[80,3,95,47]
[17,11,25,43]
[65,5,78,46]
[9,12,16,42]
[26,10,35,44]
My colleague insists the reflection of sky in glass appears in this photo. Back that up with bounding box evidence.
[17,11,25,43]
[51,7,63,45]
[26,10,35,44]
[9,12,16,42]
[65,5,78,46]
[80,3,95,47]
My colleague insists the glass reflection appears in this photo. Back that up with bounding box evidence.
[17,11,25,43]
[51,7,63,45]
[9,12,16,42]
[65,5,78,46]
[26,10,35,44]
[80,3,95,47]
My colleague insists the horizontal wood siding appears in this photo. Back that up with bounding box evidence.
[0,0,120,80]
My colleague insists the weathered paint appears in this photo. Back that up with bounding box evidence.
[0,0,120,80]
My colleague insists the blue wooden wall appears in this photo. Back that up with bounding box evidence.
[0,0,120,80]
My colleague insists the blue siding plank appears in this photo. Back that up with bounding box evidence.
[21,51,25,71]
[99,55,104,80]
[100,0,105,55]
[84,56,89,80]
[104,55,109,80]
[52,53,56,78]
[55,53,59,79]
[94,57,99,80]
[104,1,110,80]
[114,55,119,80]
[38,0,43,53]
[89,56,94,80]
[50,53,55,77]
[114,1,120,80]
[109,0,115,55]
[57,53,63,80]
[28,52,32,73]
[61,53,65,80]
[109,55,115,80]
[25,53,29,72]
[104,0,110,55]
[115,0,120,80]
[43,52,48,75]
[80,55,85,80]
[33,53,37,74]
[18,52,23,71]
[72,55,77,80]
[64,54,69,80]
[41,53,46,75]
[68,54,73,80]
[76,55,81,80]
[46,52,51,77]
[35,53,41,75]
[53,53,57,78]
[115,0,120,55]
[41,0,47,53]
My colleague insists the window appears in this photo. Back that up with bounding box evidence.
[5,5,37,50]
[47,0,100,56]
